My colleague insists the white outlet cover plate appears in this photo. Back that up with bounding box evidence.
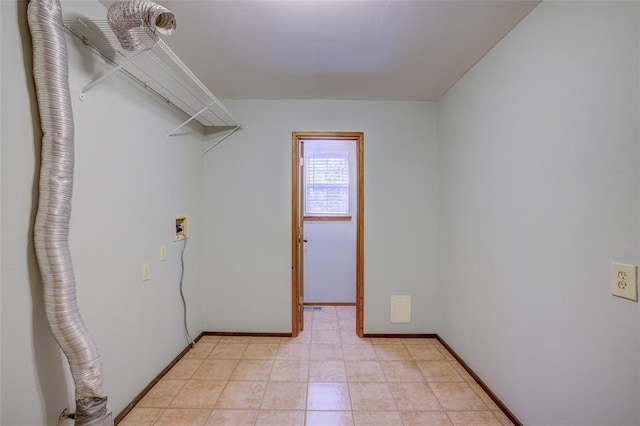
[611,262,637,301]
[143,263,151,281]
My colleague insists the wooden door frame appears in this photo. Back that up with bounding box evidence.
[291,131,364,337]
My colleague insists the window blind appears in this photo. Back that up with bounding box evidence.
[305,153,349,215]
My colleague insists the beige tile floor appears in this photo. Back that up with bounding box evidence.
[120,306,514,426]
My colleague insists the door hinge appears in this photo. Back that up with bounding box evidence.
[298,226,303,237]
[299,296,304,305]
[299,157,304,167]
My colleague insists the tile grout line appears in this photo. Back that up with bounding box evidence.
[160,356,203,423]
[208,340,242,422]
[254,342,274,424]
[336,306,356,424]
[124,305,515,426]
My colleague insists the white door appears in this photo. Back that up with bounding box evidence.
[303,139,357,303]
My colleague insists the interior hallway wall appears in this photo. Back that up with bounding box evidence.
[0,1,3,421]
[303,139,358,303]
[437,1,639,424]
[202,100,439,334]
[1,1,204,424]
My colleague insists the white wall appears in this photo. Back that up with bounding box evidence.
[202,100,439,333]
[304,139,357,303]
[8,1,639,424]
[1,1,204,424]
[304,217,357,302]
[438,2,639,425]
[0,1,3,421]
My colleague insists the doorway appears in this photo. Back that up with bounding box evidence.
[291,132,364,337]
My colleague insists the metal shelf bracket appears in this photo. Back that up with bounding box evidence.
[63,17,241,147]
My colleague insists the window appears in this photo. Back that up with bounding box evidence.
[305,153,349,216]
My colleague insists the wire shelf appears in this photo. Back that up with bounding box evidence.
[63,18,241,138]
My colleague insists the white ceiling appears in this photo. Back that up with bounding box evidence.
[128,1,540,101]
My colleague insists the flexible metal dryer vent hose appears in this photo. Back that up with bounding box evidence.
[107,0,176,51]
[28,0,112,424]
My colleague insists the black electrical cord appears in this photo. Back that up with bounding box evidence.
[179,236,195,348]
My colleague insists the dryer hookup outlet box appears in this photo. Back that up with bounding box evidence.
[174,215,188,241]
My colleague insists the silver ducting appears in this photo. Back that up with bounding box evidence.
[107,0,176,51]
[28,0,112,425]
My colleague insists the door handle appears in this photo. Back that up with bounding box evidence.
[303,239,308,243]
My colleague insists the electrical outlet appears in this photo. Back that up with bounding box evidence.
[142,263,150,281]
[611,262,637,301]
[160,245,167,261]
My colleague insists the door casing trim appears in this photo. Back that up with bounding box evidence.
[291,131,364,337]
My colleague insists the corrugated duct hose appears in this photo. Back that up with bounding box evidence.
[28,0,174,424]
